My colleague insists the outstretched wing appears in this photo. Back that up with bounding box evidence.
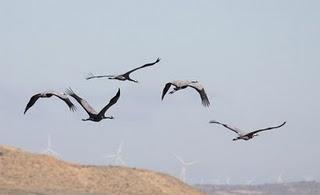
[49,92,76,112]
[161,82,172,100]
[123,58,160,76]
[187,83,210,107]
[65,88,97,116]
[24,93,42,114]
[246,121,287,136]
[98,88,121,117]
[209,120,243,135]
[86,72,115,80]
[170,80,194,88]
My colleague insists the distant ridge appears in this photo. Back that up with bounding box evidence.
[196,181,320,195]
[0,145,204,195]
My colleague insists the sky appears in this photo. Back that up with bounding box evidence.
[1,0,320,185]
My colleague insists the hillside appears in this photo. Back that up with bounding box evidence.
[0,145,204,195]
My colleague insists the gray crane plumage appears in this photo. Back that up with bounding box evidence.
[209,120,286,141]
[86,58,160,83]
[24,91,76,114]
[66,88,120,122]
[161,80,210,107]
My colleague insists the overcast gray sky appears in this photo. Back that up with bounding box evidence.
[1,0,319,184]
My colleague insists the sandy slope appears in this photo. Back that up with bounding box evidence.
[0,145,204,195]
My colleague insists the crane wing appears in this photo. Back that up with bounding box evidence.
[66,88,97,116]
[161,82,172,100]
[122,58,160,76]
[187,83,210,107]
[24,91,76,114]
[86,72,115,80]
[209,120,243,135]
[24,93,42,114]
[170,80,193,87]
[98,88,121,117]
[49,91,76,111]
[246,121,286,136]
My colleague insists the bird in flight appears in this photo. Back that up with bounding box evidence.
[161,80,210,107]
[209,120,286,141]
[24,91,76,114]
[86,58,160,83]
[66,88,120,122]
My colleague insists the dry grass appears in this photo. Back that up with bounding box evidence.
[0,145,203,195]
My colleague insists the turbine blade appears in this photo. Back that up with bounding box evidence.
[185,161,197,166]
[105,154,117,158]
[118,157,126,165]
[173,153,185,164]
[117,141,124,154]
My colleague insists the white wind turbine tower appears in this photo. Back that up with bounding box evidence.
[199,178,205,185]
[105,141,126,165]
[277,172,284,184]
[225,177,231,185]
[174,154,197,183]
[42,134,60,158]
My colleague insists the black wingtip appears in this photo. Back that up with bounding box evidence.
[161,91,167,101]
[202,100,210,107]
[161,82,171,101]
[86,72,95,80]
[114,88,121,99]
[209,120,218,124]
[70,105,77,112]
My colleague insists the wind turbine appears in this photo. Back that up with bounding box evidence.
[303,175,314,182]
[105,141,126,165]
[276,172,284,184]
[245,178,255,185]
[174,154,197,183]
[208,178,222,185]
[42,134,60,158]
[199,178,205,185]
[225,177,231,185]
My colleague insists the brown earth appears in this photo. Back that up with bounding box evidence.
[0,145,204,195]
